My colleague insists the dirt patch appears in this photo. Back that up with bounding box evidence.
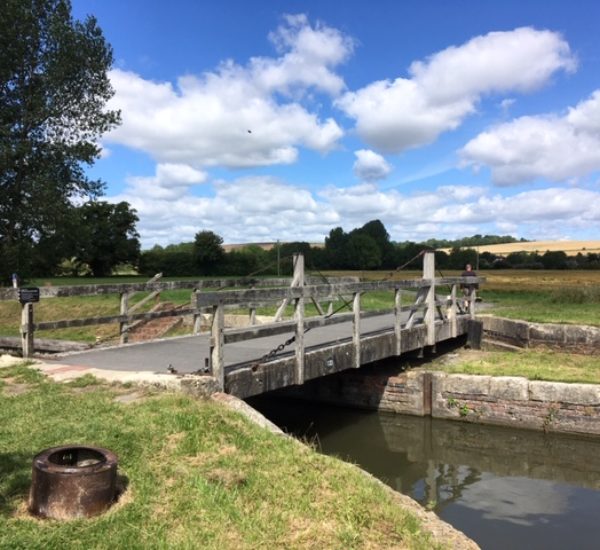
[2,382,30,396]
[113,391,146,404]
[0,355,25,369]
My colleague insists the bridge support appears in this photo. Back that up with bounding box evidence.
[293,254,305,385]
[353,291,361,369]
[423,251,436,347]
[210,302,225,390]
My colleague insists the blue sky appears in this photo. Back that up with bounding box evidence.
[71,0,600,248]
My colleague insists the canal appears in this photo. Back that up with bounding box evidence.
[248,395,600,550]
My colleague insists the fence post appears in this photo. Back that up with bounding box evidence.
[353,291,361,368]
[191,290,202,334]
[423,251,436,347]
[394,288,402,355]
[119,292,130,344]
[210,302,225,391]
[449,284,458,337]
[469,288,477,319]
[293,253,305,384]
[21,302,34,358]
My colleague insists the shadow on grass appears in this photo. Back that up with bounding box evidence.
[0,452,33,517]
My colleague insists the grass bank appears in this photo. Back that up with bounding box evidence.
[0,361,436,549]
[431,349,600,385]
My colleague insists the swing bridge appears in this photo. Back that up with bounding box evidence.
[2,252,483,398]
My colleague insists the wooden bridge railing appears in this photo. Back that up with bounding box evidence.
[198,252,483,390]
[4,276,316,358]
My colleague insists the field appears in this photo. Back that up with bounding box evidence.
[438,239,600,256]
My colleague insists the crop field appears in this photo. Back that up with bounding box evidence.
[438,240,600,257]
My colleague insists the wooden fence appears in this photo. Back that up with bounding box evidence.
[2,275,326,358]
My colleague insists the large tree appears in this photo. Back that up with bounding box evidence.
[0,0,120,282]
[193,230,225,275]
[74,201,140,277]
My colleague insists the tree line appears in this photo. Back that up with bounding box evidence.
[136,221,600,278]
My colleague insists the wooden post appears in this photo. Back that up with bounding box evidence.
[423,251,436,347]
[210,302,225,390]
[119,292,129,345]
[21,302,34,358]
[449,284,458,338]
[293,254,305,384]
[353,291,361,369]
[191,290,202,334]
[249,307,257,326]
[469,288,477,319]
[394,288,402,355]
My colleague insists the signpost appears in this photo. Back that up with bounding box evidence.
[19,287,40,304]
[18,287,39,358]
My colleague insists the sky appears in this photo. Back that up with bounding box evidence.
[70,0,600,249]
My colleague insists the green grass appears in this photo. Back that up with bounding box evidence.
[431,349,600,384]
[0,362,436,549]
[482,289,600,325]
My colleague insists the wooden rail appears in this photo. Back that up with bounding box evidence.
[8,275,335,357]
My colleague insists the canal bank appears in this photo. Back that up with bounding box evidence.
[247,396,600,550]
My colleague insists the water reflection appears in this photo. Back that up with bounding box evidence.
[249,397,600,549]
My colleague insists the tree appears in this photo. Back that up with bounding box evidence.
[193,230,225,274]
[359,219,394,267]
[0,0,120,283]
[75,201,140,276]
[346,232,381,270]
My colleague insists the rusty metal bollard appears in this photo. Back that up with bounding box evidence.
[29,445,118,519]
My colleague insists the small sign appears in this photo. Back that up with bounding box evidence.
[18,287,40,304]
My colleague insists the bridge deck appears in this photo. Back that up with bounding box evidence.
[48,312,413,375]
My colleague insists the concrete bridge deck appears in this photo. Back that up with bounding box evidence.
[48,311,413,375]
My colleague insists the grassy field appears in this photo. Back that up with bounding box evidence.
[0,270,599,344]
[0,361,436,549]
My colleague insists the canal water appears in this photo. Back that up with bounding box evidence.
[248,396,600,550]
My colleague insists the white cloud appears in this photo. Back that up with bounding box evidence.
[353,149,392,181]
[337,27,575,153]
[111,164,600,247]
[461,90,600,185]
[126,163,207,201]
[106,15,349,168]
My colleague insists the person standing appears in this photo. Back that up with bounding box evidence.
[460,263,478,309]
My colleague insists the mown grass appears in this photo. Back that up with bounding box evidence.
[0,361,435,549]
[431,349,600,384]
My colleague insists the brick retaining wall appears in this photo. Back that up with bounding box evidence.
[287,367,600,437]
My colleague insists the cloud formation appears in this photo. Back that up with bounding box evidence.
[461,90,600,185]
[337,27,576,153]
[106,15,350,168]
[353,149,392,181]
